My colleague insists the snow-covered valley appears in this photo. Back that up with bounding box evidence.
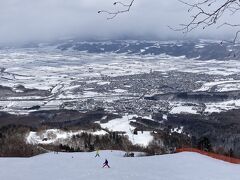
[2,41,240,115]
[1,40,240,160]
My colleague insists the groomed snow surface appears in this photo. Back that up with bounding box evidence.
[0,151,239,180]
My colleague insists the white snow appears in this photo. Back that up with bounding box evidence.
[98,115,153,147]
[196,80,240,92]
[195,44,205,49]
[82,91,101,97]
[26,129,108,145]
[205,99,240,113]
[113,89,127,93]
[162,114,168,120]
[215,83,240,92]
[0,151,239,180]
[170,105,198,114]
[92,130,108,136]
[171,126,184,134]
[97,81,111,85]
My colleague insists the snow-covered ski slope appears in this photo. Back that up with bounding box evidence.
[0,151,239,180]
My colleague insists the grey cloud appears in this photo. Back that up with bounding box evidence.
[0,0,238,45]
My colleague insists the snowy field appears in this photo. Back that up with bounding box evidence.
[0,151,239,180]
[2,49,240,92]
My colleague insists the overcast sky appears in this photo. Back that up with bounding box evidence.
[0,0,238,45]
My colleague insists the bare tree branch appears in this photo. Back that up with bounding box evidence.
[98,0,135,20]
[173,0,240,43]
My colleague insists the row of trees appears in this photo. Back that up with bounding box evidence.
[0,124,236,157]
[0,125,45,157]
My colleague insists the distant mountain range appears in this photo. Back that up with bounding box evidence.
[28,39,240,60]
